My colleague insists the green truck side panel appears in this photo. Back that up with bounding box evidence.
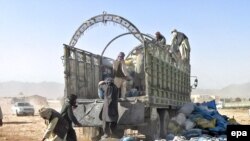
[64,42,191,108]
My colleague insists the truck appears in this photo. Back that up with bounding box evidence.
[62,13,197,140]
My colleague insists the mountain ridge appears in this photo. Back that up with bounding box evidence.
[0,81,64,99]
[1,81,249,99]
[192,82,250,98]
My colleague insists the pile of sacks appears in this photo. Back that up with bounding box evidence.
[166,100,238,141]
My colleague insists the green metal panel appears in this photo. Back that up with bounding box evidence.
[144,41,191,107]
[64,45,102,99]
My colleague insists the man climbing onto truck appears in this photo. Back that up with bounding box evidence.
[98,77,119,139]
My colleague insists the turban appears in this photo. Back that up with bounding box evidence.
[39,107,52,119]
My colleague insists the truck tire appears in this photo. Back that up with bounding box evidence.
[81,127,102,141]
[112,125,126,138]
[146,114,160,141]
[138,108,160,141]
[158,110,170,138]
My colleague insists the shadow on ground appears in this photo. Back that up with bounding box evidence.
[3,121,32,124]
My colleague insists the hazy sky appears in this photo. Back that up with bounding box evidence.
[1,0,250,89]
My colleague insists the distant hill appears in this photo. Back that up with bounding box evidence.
[1,81,249,99]
[0,81,64,99]
[192,82,250,98]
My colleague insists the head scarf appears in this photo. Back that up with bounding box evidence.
[117,52,125,61]
[171,29,177,33]
[66,94,77,107]
[68,94,77,102]
[39,107,52,119]
[155,31,161,35]
[105,77,114,86]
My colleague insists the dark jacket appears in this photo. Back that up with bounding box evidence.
[102,82,119,122]
[176,31,188,46]
[156,35,166,45]
[49,109,69,139]
[114,62,125,78]
[60,101,80,128]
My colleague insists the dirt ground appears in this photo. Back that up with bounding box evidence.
[0,98,117,141]
[218,108,250,125]
[0,114,102,141]
[1,97,250,141]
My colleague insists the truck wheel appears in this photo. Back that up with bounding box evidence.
[112,125,126,138]
[81,127,102,141]
[159,110,170,138]
[139,108,160,141]
[146,113,160,141]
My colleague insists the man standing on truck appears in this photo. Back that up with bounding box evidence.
[113,52,131,98]
[61,94,82,141]
[39,107,68,141]
[132,48,144,92]
[170,29,190,66]
[155,31,166,46]
[99,77,119,139]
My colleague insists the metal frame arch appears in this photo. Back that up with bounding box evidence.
[101,32,135,57]
[69,13,144,47]
[126,33,159,56]
[101,32,157,58]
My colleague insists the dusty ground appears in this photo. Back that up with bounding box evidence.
[0,114,103,141]
[0,98,117,141]
[218,108,250,125]
[1,97,250,141]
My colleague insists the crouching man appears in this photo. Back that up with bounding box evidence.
[39,107,69,141]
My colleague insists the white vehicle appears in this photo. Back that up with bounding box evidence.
[216,101,223,109]
[12,102,35,116]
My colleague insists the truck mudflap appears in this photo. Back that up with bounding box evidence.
[118,100,145,125]
[74,100,104,127]
[73,98,145,127]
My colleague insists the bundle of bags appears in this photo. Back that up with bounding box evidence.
[167,100,238,141]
